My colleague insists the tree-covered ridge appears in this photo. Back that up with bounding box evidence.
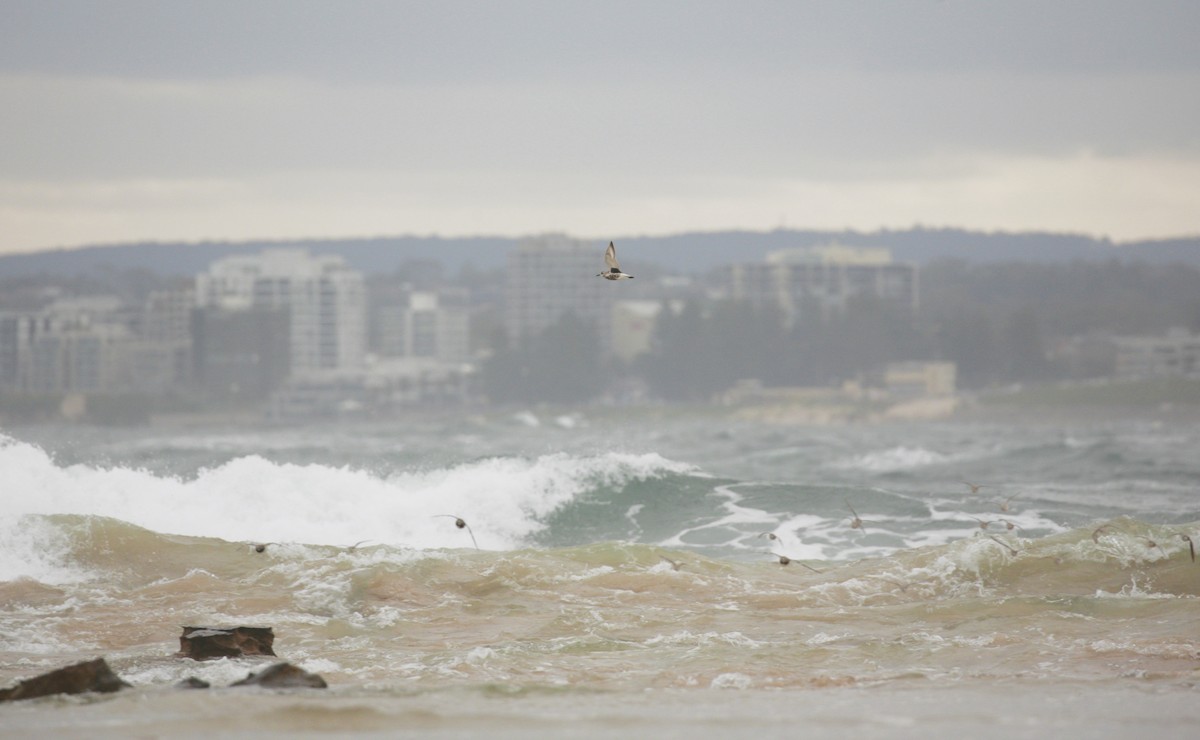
[3,227,1199,280]
[919,259,1200,336]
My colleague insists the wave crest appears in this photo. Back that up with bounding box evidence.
[0,437,697,582]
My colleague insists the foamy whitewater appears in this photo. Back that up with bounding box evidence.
[1,414,1198,738]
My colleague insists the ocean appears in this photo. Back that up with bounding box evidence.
[1,410,1198,738]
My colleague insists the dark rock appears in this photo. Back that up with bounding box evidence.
[178,626,275,660]
[0,658,130,702]
[175,676,210,689]
[230,662,327,689]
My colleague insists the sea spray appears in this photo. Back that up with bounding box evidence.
[0,437,700,578]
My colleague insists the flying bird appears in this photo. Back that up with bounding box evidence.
[770,552,822,573]
[845,501,870,534]
[996,493,1020,512]
[987,535,1020,556]
[435,515,479,550]
[596,241,634,280]
[659,555,684,571]
[1178,533,1195,563]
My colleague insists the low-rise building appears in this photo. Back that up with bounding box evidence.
[268,358,474,420]
[1113,328,1200,378]
[884,361,957,398]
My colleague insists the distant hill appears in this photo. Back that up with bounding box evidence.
[0,235,514,279]
[1,228,1197,278]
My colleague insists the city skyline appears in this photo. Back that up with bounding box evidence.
[2,1,1199,256]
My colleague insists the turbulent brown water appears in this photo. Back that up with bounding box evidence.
[1,414,1198,737]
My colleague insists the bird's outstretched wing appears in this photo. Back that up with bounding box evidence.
[604,242,620,271]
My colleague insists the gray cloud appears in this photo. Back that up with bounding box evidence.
[3,1,1198,82]
[1,1,1198,251]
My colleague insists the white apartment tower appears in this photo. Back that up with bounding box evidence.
[505,234,615,348]
[729,244,918,325]
[196,250,366,374]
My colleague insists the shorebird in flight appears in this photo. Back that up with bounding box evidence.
[435,515,479,550]
[659,555,684,571]
[596,241,634,280]
[770,552,822,573]
[845,501,871,534]
[996,493,1020,512]
[1178,533,1195,563]
[987,535,1020,556]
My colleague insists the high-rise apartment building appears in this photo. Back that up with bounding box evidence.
[729,245,917,324]
[505,234,615,348]
[196,250,366,374]
[0,297,130,394]
[374,288,470,363]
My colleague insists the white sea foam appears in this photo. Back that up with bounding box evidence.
[710,672,753,689]
[512,410,540,427]
[828,446,953,472]
[0,437,695,580]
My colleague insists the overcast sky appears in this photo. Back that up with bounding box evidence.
[1,0,1198,255]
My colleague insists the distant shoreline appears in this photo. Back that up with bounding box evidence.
[4,376,1200,430]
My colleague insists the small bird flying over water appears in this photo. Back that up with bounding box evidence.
[987,535,1020,556]
[1178,533,1195,563]
[996,493,1020,512]
[659,555,684,571]
[770,552,822,573]
[846,501,870,534]
[596,241,634,280]
[435,515,479,550]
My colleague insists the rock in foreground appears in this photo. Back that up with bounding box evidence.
[178,626,276,660]
[0,658,130,702]
[175,676,211,689]
[231,662,327,689]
